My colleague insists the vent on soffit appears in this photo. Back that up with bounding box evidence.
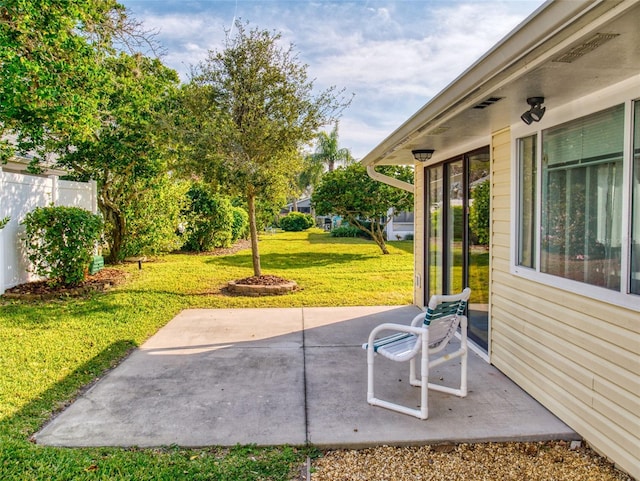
[553,33,620,63]
[472,97,503,109]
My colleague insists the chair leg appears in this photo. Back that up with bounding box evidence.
[367,346,375,404]
[367,346,427,419]
[459,317,468,397]
[420,341,429,419]
[409,357,420,386]
[459,345,468,396]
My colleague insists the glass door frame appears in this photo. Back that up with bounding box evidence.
[424,146,490,352]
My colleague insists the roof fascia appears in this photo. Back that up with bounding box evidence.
[361,0,619,166]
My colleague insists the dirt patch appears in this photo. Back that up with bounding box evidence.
[3,268,129,300]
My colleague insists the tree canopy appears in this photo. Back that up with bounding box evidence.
[181,21,351,276]
[308,122,353,173]
[312,163,414,254]
[0,0,129,162]
[58,53,181,262]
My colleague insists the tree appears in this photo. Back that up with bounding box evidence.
[312,163,414,254]
[182,22,350,277]
[58,53,181,262]
[308,122,354,173]
[0,0,131,164]
[290,123,353,210]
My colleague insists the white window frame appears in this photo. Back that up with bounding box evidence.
[510,75,640,312]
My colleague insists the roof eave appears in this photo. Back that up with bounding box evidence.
[360,0,618,166]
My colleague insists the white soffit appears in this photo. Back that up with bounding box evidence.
[363,0,640,166]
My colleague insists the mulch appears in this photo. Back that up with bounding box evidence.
[233,274,292,286]
[2,239,294,300]
[3,268,129,300]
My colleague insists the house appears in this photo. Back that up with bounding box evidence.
[361,0,639,477]
[385,208,414,241]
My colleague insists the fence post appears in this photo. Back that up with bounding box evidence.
[50,175,59,206]
[90,180,98,214]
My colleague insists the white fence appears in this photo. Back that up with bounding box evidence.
[0,168,97,294]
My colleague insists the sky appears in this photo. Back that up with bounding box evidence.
[120,0,546,159]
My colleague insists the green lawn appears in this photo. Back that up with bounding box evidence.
[0,229,413,480]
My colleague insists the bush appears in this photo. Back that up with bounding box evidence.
[21,206,103,286]
[230,206,249,242]
[183,184,234,252]
[279,212,314,232]
[121,177,190,258]
[330,225,363,238]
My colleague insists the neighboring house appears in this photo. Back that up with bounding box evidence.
[385,209,414,240]
[283,197,312,214]
[362,1,639,478]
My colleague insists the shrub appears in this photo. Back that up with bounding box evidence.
[121,178,190,258]
[183,184,234,252]
[21,206,103,286]
[330,225,362,238]
[230,206,249,242]
[279,212,314,232]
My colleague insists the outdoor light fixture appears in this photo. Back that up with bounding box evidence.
[521,97,546,125]
[412,149,435,162]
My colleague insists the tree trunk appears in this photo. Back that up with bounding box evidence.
[99,198,126,263]
[247,193,262,276]
[352,217,389,255]
[372,230,390,254]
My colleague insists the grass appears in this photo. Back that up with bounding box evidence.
[0,229,413,480]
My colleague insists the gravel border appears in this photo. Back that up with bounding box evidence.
[310,442,634,481]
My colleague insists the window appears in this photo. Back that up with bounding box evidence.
[517,135,537,268]
[392,211,414,223]
[631,101,640,294]
[517,103,639,296]
[541,105,624,290]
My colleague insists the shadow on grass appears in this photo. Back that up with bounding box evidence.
[0,339,305,480]
[208,251,375,270]
[0,340,138,442]
[387,241,413,255]
[0,298,124,331]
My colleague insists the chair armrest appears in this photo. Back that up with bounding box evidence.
[366,323,426,349]
[410,311,427,328]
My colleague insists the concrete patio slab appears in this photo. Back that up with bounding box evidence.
[35,307,578,448]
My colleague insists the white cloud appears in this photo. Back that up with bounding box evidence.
[121,0,544,156]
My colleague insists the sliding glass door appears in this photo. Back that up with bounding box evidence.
[425,147,490,351]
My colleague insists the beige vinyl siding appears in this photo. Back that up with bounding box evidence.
[490,128,640,478]
[414,166,425,307]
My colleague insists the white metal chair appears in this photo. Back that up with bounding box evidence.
[363,287,471,419]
